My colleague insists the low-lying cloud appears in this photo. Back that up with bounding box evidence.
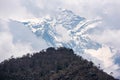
[0,20,32,61]
[0,20,48,62]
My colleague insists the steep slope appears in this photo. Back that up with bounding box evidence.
[0,47,117,80]
[22,9,102,53]
[20,9,120,78]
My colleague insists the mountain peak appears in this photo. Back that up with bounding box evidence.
[22,9,101,53]
[14,9,120,79]
[56,9,85,29]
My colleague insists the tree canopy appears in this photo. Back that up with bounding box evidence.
[0,47,117,80]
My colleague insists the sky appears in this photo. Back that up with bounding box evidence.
[0,0,120,48]
[0,0,120,78]
[0,0,119,53]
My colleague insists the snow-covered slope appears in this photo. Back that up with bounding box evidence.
[22,9,102,53]
[21,9,120,78]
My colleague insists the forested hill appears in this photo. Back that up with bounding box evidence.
[0,47,117,80]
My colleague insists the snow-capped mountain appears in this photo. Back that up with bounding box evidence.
[22,9,102,54]
[20,9,120,78]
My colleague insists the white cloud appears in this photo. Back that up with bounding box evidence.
[85,45,120,78]
[55,24,71,42]
[0,20,32,62]
[0,0,34,20]
[0,20,48,62]
[0,27,33,62]
[0,0,120,29]
[0,0,119,19]
[89,29,120,50]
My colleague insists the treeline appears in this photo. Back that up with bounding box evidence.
[0,47,118,80]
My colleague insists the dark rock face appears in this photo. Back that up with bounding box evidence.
[0,47,117,80]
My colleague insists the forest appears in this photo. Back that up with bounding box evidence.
[0,47,118,80]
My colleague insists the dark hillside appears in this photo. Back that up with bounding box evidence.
[0,47,117,80]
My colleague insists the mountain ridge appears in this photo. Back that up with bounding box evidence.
[0,47,117,80]
[16,9,120,78]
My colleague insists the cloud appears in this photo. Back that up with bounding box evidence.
[0,31,33,61]
[0,0,34,20]
[0,0,120,28]
[0,20,48,62]
[0,0,120,63]
[0,32,32,62]
[0,0,120,31]
[19,0,106,18]
[85,45,120,78]
[89,29,120,50]
[0,20,32,62]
